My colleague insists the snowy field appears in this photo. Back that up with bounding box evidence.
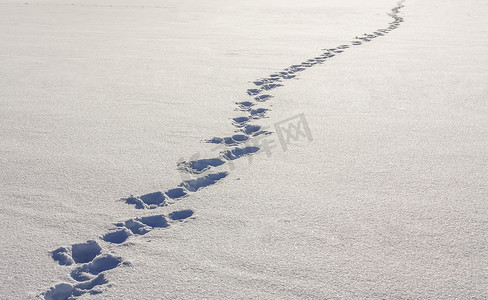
[0,0,487,299]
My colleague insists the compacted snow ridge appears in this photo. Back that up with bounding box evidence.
[42,2,406,299]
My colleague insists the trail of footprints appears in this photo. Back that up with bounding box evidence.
[122,0,405,210]
[43,2,404,298]
[44,210,194,299]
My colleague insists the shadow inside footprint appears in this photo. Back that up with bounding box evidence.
[288,65,306,72]
[206,135,248,146]
[260,83,282,90]
[165,187,187,199]
[221,146,260,160]
[137,215,169,228]
[44,269,113,299]
[102,229,132,244]
[139,192,166,206]
[236,101,254,110]
[168,209,194,221]
[232,116,249,127]
[180,172,228,192]
[124,196,146,209]
[74,273,108,292]
[242,124,261,135]
[110,214,175,243]
[122,219,151,235]
[232,134,249,142]
[254,94,272,102]
[44,283,74,300]
[124,191,167,209]
[281,74,296,79]
[51,247,74,266]
[250,108,268,118]
[247,89,260,96]
[179,158,225,174]
[71,254,122,282]
[72,241,102,264]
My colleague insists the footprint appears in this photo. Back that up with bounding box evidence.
[241,124,262,135]
[180,172,228,192]
[206,134,249,146]
[44,274,108,299]
[221,146,260,160]
[72,241,102,264]
[108,210,193,241]
[288,65,306,72]
[73,274,107,293]
[124,191,166,209]
[119,219,151,235]
[102,228,132,244]
[231,134,249,142]
[206,137,225,144]
[71,254,123,281]
[236,101,255,111]
[124,170,228,210]
[168,209,195,221]
[253,78,280,86]
[221,136,239,145]
[48,243,121,298]
[51,247,74,266]
[301,62,315,67]
[260,83,283,91]
[232,116,250,127]
[124,196,146,209]
[140,192,166,206]
[178,158,226,174]
[250,108,268,119]
[44,283,75,300]
[247,89,261,96]
[254,94,273,102]
[139,214,170,228]
[280,74,296,79]
[165,187,188,199]
[52,241,102,266]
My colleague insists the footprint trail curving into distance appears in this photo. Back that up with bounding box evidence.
[43,2,405,298]
[122,0,406,210]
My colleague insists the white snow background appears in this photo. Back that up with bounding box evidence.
[0,0,487,299]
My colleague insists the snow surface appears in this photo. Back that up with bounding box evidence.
[0,0,487,299]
